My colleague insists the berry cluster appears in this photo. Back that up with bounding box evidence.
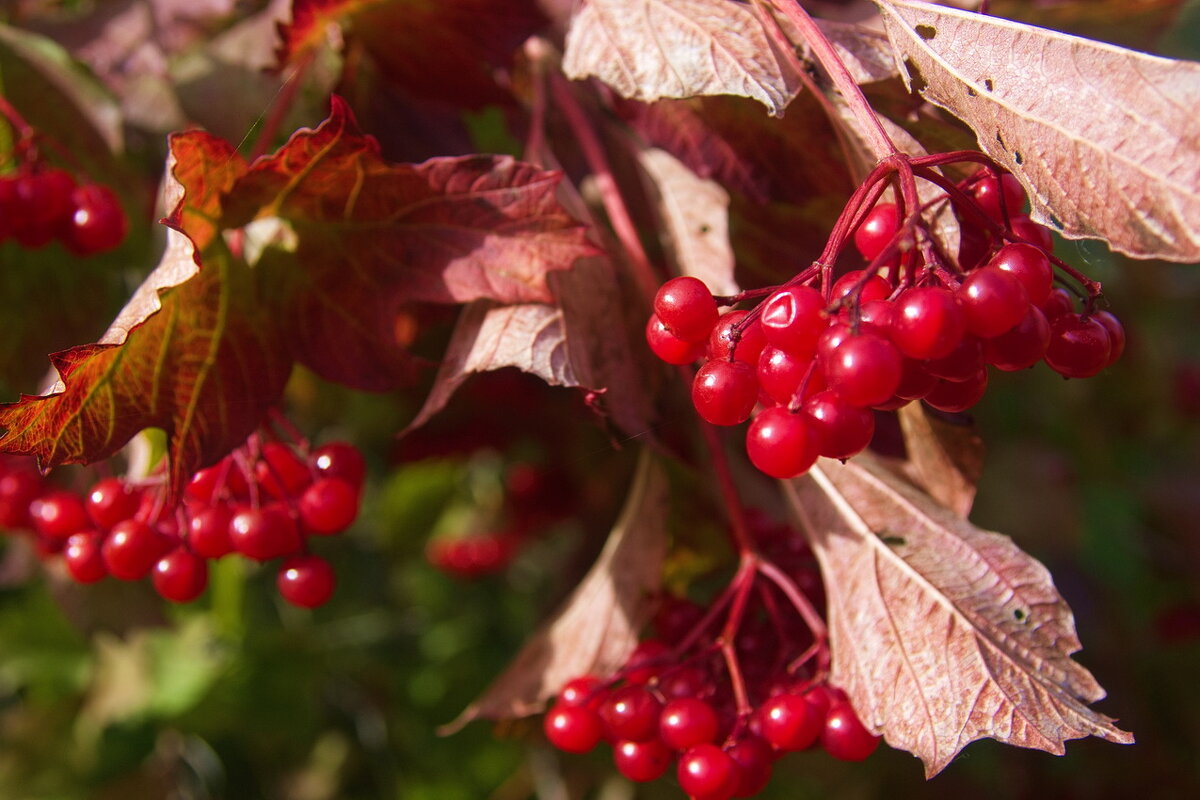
[0,434,364,608]
[543,517,877,798]
[0,166,127,256]
[646,164,1125,480]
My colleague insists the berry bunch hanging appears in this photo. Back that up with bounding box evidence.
[0,166,127,256]
[647,156,1125,480]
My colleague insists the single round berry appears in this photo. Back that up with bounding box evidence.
[277,554,336,608]
[803,390,874,460]
[990,243,1053,305]
[726,735,774,797]
[299,478,359,535]
[30,490,90,540]
[746,407,819,479]
[895,357,937,400]
[624,639,671,685]
[853,202,900,262]
[63,184,127,255]
[599,685,662,742]
[756,346,818,406]
[659,697,720,750]
[153,547,209,603]
[13,168,76,247]
[924,336,985,383]
[984,305,1050,371]
[0,469,43,529]
[613,738,673,782]
[102,518,172,580]
[311,442,367,488]
[892,287,967,360]
[972,171,1026,220]
[86,478,141,530]
[958,266,1029,338]
[63,531,108,583]
[1009,215,1054,251]
[544,703,603,754]
[655,276,719,342]
[823,331,902,408]
[821,700,880,761]
[1093,310,1125,365]
[759,693,822,751]
[647,314,706,364]
[558,676,604,709]
[692,359,759,426]
[256,442,312,499]
[856,298,897,331]
[924,369,989,413]
[1045,313,1111,378]
[677,743,737,800]
[708,311,767,365]
[187,506,236,559]
[229,505,302,562]
[1039,287,1075,320]
[759,285,825,358]
[832,269,893,305]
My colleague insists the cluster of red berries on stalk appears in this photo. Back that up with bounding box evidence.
[646,161,1125,480]
[0,166,127,256]
[544,516,876,798]
[0,432,364,608]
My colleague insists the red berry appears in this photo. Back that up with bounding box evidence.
[647,314,706,364]
[708,311,766,364]
[0,469,43,529]
[895,357,937,400]
[823,331,902,408]
[299,478,359,535]
[984,305,1050,371]
[803,390,874,460]
[102,519,172,580]
[924,369,989,413]
[311,442,366,488]
[599,685,662,742]
[1039,287,1075,320]
[276,554,336,608]
[187,506,235,559]
[756,346,819,406]
[746,407,819,479]
[153,547,209,603]
[544,703,603,753]
[655,276,719,342]
[63,531,108,583]
[892,287,967,360]
[1009,215,1054,251]
[727,736,774,797]
[759,693,822,751]
[558,676,605,709]
[958,266,1029,337]
[677,743,737,800]
[1093,310,1125,365]
[660,697,720,750]
[972,171,1026,220]
[229,505,302,561]
[1045,313,1111,378]
[853,203,900,262]
[86,478,141,530]
[821,700,880,761]
[924,335,985,383]
[13,168,76,247]
[63,184,127,255]
[30,490,89,540]
[990,243,1053,305]
[256,442,312,499]
[613,738,673,782]
[692,359,759,426]
[832,269,893,304]
[759,285,825,358]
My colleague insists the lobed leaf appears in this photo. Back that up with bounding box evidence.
[785,454,1133,777]
[876,0,1200,261]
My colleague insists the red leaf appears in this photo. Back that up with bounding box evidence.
[275,0,383,68]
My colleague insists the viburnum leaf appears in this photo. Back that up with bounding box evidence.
[637,147,738,296]
[896,403,984,518]
[444,450,668,730]
[563,0,804,117]
[876,0,1200,262]
[784,454,1133,777]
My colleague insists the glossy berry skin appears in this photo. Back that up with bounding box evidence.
[299,478,359,535]
[823,332,902,408]
[1039,287,1075,320]
[13,168,76,247]
[30,490,90,540]
[0,469,43,529]
[1093,310,1126,365]
[708,311,767,364]
[895,357,937,400]
[64,531,108,583]
[746,408,819,479]
[803,390,874,460]
[256,442,312,499]
[759,285,825,358]
[63,184,127,256]
[1045,314,1111,378]
[924,369,989,413]
[659,697,720,750]
[86,478,141,530]
[726,736,774,797]
[821,700,881,761]
[613,738,673,782]
[677,743,737,800]
[957,266,1029,338]
[924,336,985,383]
[990,243,1053,305]
[759,693,822,751]
[756,347,819,406]
[311,442,366,488]
[544,703,603,754]
[832,270,892,304]
[229,505,302,562]
[557,675,604,709]
[646,314,706,365]
[892,287,967,360]
[599,685,662,742]
[853,202,900,262]
[655,276,719,342]
[984,305,1050,371]
[153,547,209,603]
[1009,215,1054,251]
[692,360,759,426]
[972,172,1026,220]
[277,554,336,608]
[102,519,171,580]
[187,506,235,559]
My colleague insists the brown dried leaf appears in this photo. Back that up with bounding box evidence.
[784,454,1133,777]
[637,147,738,296]
[444,451,668,729]
[896,403,984,518]
[562,0,804,116]
[876,0,1200,262]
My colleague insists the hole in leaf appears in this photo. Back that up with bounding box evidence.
[967,86,977,97]
[984,79,994,92]
[916,24,937,40]
[699,224,711,234]
[880,534,907,547]
[995,130,1005,148]
[1013,151,1024,165]
[902,58,928,93]
[1013,608,1028,622]
[1049,214,1064,230]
